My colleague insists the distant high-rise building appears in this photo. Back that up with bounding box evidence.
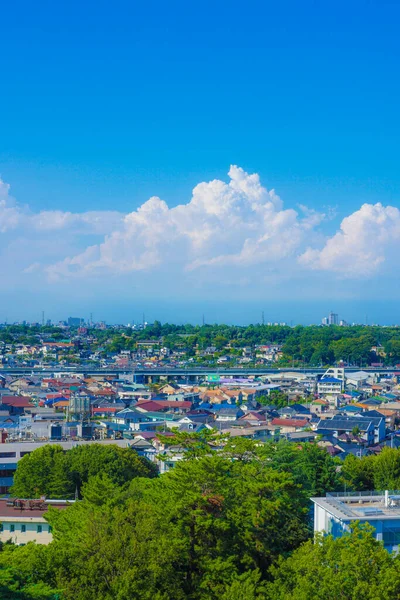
[67,317,85,327]
[328,312,339,326]
[322,312,339,326]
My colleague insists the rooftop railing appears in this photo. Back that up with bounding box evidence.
[327,491,400,498]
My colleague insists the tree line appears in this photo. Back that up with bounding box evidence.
[4,322,400,365]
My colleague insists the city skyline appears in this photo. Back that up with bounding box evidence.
[0,309,397,328]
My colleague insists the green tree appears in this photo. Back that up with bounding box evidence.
[11,444,158,499]
[36,455,309,599]
[260,440,340,497]
[373,447,400,490]
[10,445,64,498]
[266,524,400,600]
[0,543,60,599]
[268,390,290,408]
[340,453,375,491]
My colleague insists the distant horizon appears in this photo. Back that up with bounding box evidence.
[2,303,400,328]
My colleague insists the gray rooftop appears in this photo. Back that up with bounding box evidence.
[318,417,374,431]
[312,492,400,521]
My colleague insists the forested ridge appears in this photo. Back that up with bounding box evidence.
[3,440,400,599]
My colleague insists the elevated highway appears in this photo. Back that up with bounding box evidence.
[0,365,396,381]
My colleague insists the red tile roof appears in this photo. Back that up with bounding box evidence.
[0,498,72,518]
[153,401,192,409]
[134,401,164,412]
[92,407,118,414]
[270,418,308,428]
[1,396,32,408]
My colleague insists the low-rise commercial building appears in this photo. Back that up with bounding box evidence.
[0,497,73,545]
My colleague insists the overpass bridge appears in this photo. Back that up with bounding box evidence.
[0,365,397,382]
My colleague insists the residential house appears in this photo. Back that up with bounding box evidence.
[214,407,244,422]
[316,416,377,446]
[269,418,309,434]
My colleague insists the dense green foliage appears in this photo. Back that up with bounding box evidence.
[0,543,60,599]
[10,444,158,499]
[88,322,396,365]
[341,447,400,491]
[266,524,400,600]
[5,438,400,598]
[3,454,311,599]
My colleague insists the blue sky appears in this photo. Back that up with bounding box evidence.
[1,0,400,324]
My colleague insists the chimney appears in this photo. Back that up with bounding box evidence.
[385,490,389,507]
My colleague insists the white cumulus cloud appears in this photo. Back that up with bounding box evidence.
[3,167,400,300]
[31,210,124,234]
[299,202,400,277]
[0,178,22,232]
[47,165,325,279]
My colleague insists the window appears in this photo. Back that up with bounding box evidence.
[21,525,26,533]
[0,469,16,477]
[48,525,52,533]
[37,525,42,533]
[0,524,3,532]
[0,452,16,458]
[20,451,31,457]
[10,524,14,532]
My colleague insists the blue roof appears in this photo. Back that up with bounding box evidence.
[342,405,361,412]
[212,402,236,410]
[320,377,342,383]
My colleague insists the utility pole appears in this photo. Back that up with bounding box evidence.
[90,312,93,327]
[262,311,265,325]
[202,314,205,326]
[42,311,45,326]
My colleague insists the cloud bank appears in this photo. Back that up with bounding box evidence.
[1,167,400,300]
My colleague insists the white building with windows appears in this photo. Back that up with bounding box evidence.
[312,491,400,553]
[317,368,344,403]
[0,497,73,545]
